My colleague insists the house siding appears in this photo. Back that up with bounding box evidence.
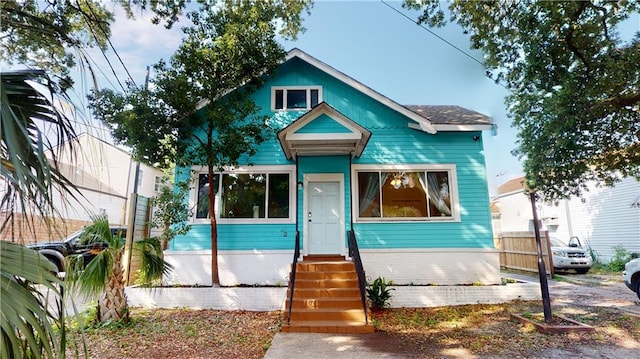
[166,52,499,285]
[495,177,640,262]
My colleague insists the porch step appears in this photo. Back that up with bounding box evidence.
[303,255,345,262]
[288,297,363,310]
[283,259,373,334]
[281,320,375,334]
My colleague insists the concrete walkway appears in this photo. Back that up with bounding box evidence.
[264,333,405,359]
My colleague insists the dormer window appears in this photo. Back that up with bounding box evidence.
[272,86,322,111]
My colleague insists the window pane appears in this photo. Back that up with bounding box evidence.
[358,172,381,217]
[221,173,266,218]
[268,174,290,218]
[310,89,319,107]
[286,89,307,109]
[196,174,219,219]
[381,172,427,218]
[426,171,451,217]
[274,89,284,109]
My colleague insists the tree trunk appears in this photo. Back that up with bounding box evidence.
[208,167,220,286]
[98,250,129,323]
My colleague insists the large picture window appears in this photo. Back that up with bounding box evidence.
[272,86,322,111]
[195,170,292,221]
[356,169,455,220]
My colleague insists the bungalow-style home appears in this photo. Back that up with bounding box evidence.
[0,132,167,243]
[493,176,640,262]
[165,48,499,290]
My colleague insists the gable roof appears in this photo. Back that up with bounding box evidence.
[286,48,437,134]
[277,102,371,160]
[286,49,494,133]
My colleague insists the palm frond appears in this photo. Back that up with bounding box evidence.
[134,237,173,286]
[66,214,117,298]
[0,241,62,359]
[0,70,82,237]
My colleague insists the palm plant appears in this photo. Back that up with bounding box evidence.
[0,241,63,358]
[66,214,172,323]
[1,70,80,358]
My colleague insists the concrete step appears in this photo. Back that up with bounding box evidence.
[295,270,358,280]
[291,287,361,298]
[296,261,355,272]
[286,297,364,310]
[288,308,367,322]
[303,255,346,262]
[293,278,358,289]
[281,320,375,334]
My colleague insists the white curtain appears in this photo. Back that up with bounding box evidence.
[424,172,451,216]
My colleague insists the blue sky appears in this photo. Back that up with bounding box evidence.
[72,1,584,195]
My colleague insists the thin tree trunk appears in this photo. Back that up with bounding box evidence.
[98,250,128,323]
[208,166,220,286]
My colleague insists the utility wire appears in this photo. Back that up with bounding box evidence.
[85,1,137,88]
[380,0,485,68]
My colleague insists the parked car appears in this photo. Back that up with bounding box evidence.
[623,257,640,300]
[27,226,127,272]
[549,236,592,274]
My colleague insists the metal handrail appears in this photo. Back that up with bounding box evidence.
[348,230,368,324]
[286,231,301,325]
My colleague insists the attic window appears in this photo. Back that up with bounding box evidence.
[272,86,321,111]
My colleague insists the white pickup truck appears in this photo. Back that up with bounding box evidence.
[623,258,640,300]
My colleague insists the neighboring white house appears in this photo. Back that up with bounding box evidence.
[492,176,640,263]
[0,133,167,242]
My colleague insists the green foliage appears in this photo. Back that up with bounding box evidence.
[133,237,174,287]
[1,70,81,234]
[151,180,192,243]
[406,0,640,201]
[66,214,123,298]
[89,0,311,286]
[1,241,64,359]
[607,245,633,272]
[0,1,195,90]
[1,69,81,359]
[366,277,395,311]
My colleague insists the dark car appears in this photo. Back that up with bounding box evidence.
[28,226,127,272]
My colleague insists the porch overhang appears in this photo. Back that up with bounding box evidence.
[277,102,371,160]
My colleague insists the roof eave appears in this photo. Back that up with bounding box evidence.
[286,49,437,134]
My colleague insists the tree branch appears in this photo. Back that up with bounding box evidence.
[564,2,591,71]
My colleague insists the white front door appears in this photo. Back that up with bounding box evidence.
[306,180,343,254]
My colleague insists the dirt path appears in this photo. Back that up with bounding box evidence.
[511,272,640,316]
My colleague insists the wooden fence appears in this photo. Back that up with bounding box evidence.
[495,231,554,276]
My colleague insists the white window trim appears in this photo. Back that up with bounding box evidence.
[271,86,323,111]
[190,165,296,225]
[154,175,163,192]
[351,164,461,223]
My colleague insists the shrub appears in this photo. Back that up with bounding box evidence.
[607,245,632,272]
[366,277,395,312]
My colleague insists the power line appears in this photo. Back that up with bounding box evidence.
[380,0,485,68]
[85,2,137,88]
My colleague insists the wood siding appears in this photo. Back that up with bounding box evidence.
[172,56,493,251]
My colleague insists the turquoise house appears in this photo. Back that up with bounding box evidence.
[165,49,500,287]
